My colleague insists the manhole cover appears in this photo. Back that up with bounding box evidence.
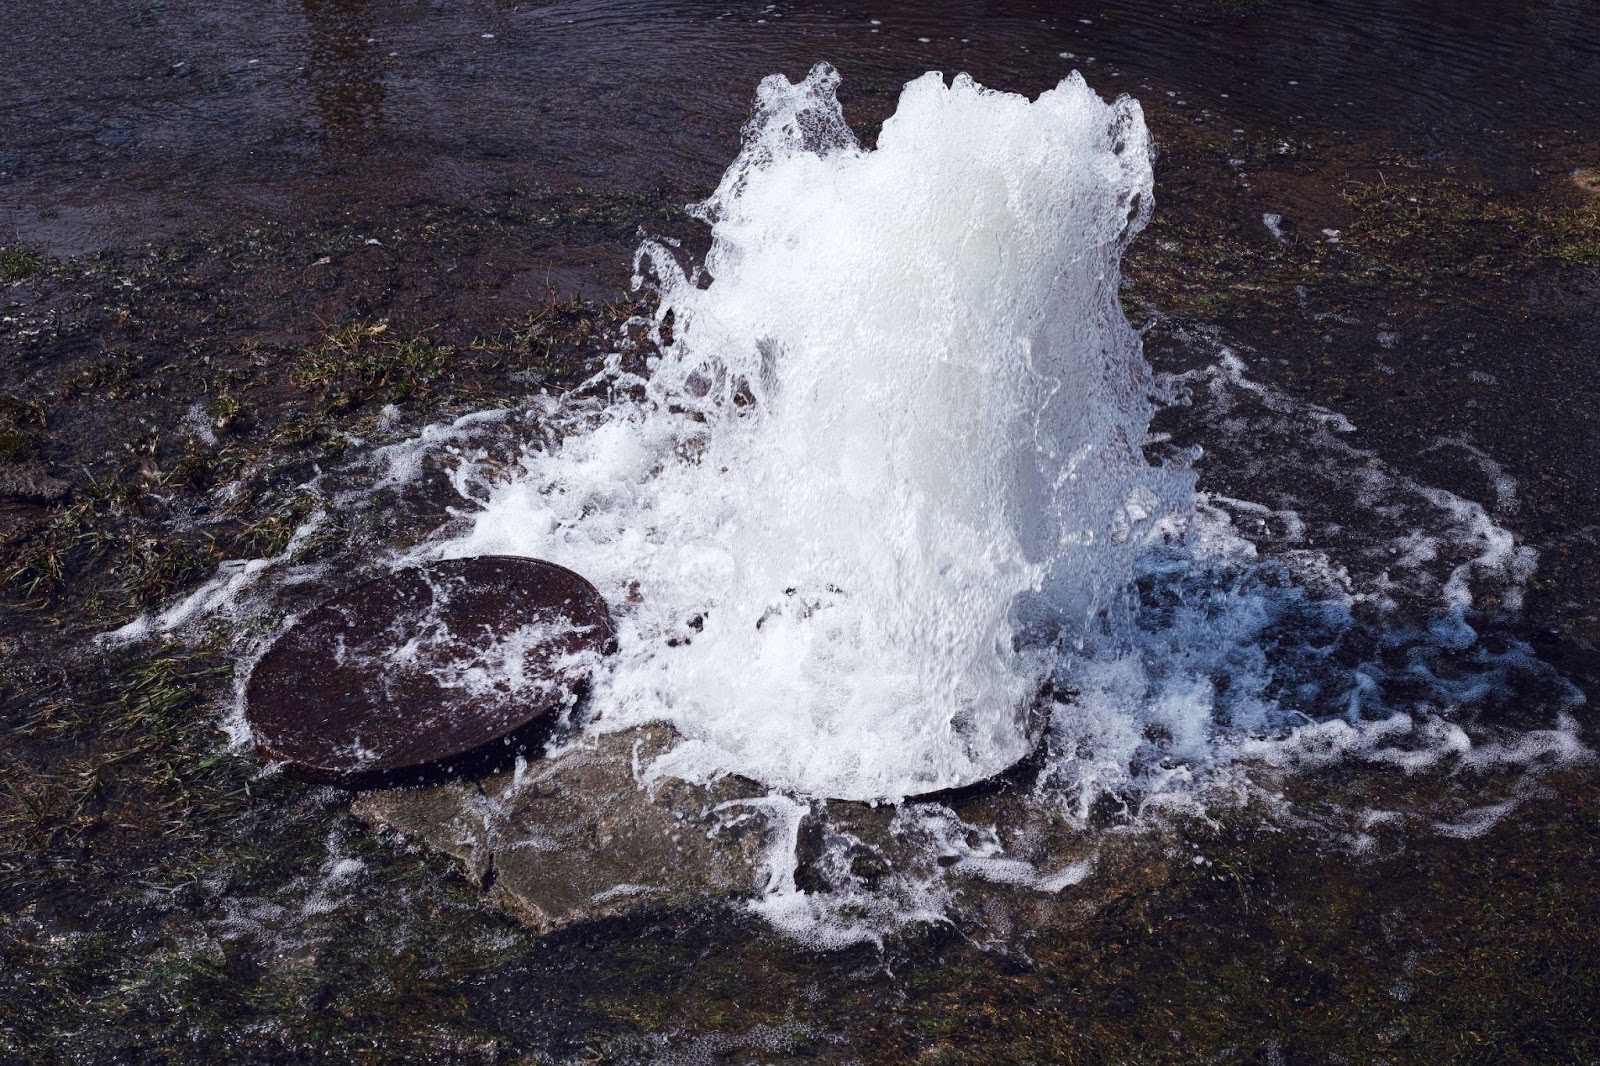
[246,556,614,784]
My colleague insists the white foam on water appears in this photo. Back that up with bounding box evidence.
[718,795,952,949]
[730,330,1589,946]
[449,63,1192,802]
[720,796,1101,950]
[106,64,1591,951]
[1420,434,1519,516]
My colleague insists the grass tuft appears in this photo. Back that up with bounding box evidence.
[293,322,455,406]
[0,246,43,283]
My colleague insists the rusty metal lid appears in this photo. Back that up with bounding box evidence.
[245,556,613,785]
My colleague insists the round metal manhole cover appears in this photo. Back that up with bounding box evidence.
[245,556,614,783]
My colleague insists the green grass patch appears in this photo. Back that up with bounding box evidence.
[293,322,455,406]
[1341,174,1600,271]
[0,245,43,283]
[1532,199,1600,265]
[0,397,45,462]
[0,428,34,463]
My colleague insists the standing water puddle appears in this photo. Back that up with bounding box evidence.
[8,2,1600,1058]
[114,62,1588,949]
[5,1,1597,255]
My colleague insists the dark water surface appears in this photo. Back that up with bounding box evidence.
[4,0,1597,258]
[6,3,1600,1062]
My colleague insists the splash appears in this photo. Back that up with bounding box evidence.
[106,65,1588,952]
[453,63,1191,801]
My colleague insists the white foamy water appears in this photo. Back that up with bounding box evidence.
[450,63,1192,801]
[109,64,1589,951]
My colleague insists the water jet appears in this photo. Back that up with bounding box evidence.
[454,63,1192,802]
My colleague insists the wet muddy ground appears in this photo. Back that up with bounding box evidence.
[4,1,1600,1062]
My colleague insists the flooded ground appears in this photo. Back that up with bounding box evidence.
[4,1,1600,1062]
[6,0,1597,254]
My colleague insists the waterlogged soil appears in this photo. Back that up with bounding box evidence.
[4,1,1600,1062]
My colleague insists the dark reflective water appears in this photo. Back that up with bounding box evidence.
[3,0,1597,255]
[4,6,1600,1060]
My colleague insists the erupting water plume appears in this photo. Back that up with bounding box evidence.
[456,63,1191,800]
[102,60,1589,951]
